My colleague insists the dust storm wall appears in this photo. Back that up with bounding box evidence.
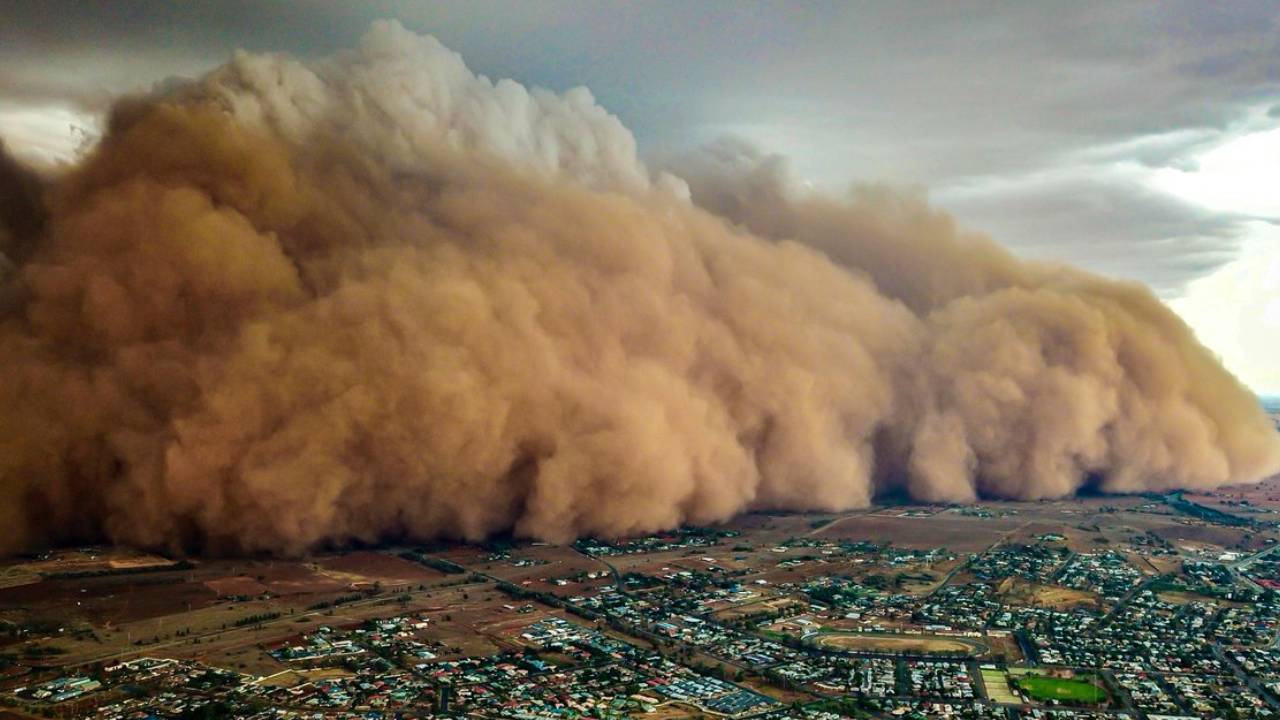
[0,22,1274,555]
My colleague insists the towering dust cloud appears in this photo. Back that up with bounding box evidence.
[1,22,1276,555]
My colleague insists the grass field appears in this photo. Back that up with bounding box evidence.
[1016,675,1106,703]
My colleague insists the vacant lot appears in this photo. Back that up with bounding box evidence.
[256,667,353,688]
[1000,580,1097,610]
[712,596,805,623]
[642,702,704,720]
[813,632,982,656]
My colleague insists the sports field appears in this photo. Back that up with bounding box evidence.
[980,669,1021,703]
[1016,675,1106,703]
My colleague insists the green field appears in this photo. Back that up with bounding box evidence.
[1016,675,1107,703]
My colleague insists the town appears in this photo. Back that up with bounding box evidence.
[4,483,1280,720]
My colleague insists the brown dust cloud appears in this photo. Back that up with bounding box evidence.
[1,22,1276,555]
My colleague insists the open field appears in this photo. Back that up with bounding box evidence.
[641,702,703,720]
[0,568,560,677]
[0,570,40,591]
[712,596,806,623]
[812,631,983,656]
[1211,477,1280,511]
[316,551,443,586]
[999,579,1097,610]
[813,512,1023,552]
[0,550,467,636]
[1016,674,1107,704]
[2,549,177,577]
[255,667,353,688]
[1151,521,1265,552]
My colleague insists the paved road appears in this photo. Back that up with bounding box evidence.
[1215,642,1280,711]
[1099,669,1138,715]
[1098,576,1156,628]
[804,508,880,538]
[1230,540,1280,570]
[926,521,1031,599]
[1048,551,1078,583]
[571,546,625,594]
[1014,631,1038,667]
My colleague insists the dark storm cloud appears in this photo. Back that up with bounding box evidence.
[4,2,1277,157]
[0,76,113,112]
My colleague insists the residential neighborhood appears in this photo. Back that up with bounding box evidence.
[4,493,1280,719]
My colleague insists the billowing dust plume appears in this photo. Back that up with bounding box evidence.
[1,22,1276,555]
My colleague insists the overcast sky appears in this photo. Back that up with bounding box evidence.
[2,0,1278,393]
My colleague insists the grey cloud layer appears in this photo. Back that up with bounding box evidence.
[938,172,1254,295]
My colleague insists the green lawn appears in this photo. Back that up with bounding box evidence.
[1016,675,1107,704]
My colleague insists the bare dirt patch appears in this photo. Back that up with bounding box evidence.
[1151,522,1262,552]
[999,579,1098,610]
[816,513,1021,552]
[255,667,354,687]
[316,552,442,586]
[712,596,804,623]
[813,632,981,655]
[205,576,270,598]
